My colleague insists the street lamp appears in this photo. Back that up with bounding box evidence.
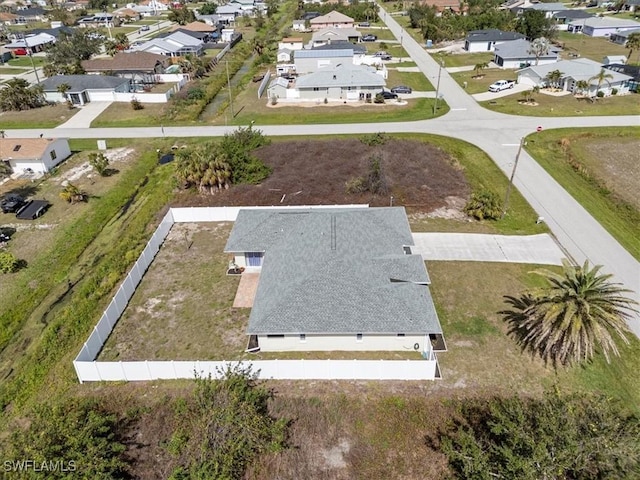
[432,58,444,115]
[502,137,526,218]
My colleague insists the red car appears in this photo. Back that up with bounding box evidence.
[13,48,28,56]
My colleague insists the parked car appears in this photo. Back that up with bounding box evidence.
[358,22,370,27]
[140,25,150,31]
[1,195,26,214]
[390,85,412,94]
[362,34,377,42]
[374,51,392,60]
[378,90,398,100]
[488,80,515,92]
[13,48,28,56]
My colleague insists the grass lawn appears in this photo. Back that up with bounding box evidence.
[359,27,397,41]
[481,90,640,116]
[555,31,630,62]
[0,67,27,75]
[450,68,515,94]
[524,127,640,260]
[435,51,494,69]
[386,69,434,90]
[91,102,168,127]
[7,56,46,67]
[0,103,78,128]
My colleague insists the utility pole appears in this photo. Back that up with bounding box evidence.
[502,137,526,218]
[432,58,444,115]
[27,47,40,84]
[226,60,234,118]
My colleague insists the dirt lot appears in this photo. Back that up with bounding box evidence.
[173,138,470,213]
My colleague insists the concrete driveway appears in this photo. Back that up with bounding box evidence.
[411,233,566,265]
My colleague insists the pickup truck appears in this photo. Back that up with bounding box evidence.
[488,80,515,92]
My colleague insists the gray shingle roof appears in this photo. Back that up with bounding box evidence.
[466,29,525,43]
[225,208,443,335]
[295,48,354,59]
[518,58,632,83]
[494,38,559,60]
[40,75,129,92]
[295,64,385,89]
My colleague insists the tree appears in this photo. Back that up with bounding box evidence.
[174,143,232,194]
[265,0,278,17]
[626,31,640,63]
[219,126,271,184]
[56,82,71,101]
[0,251,19,273]
[88,0,108,9]
[472,62,488,78]
[436,390,640,480]
[575,79,589,96]
[88,152,110,176]
[464,190,502,220]
[501,260,637,367]
[515,9,556,40]
[589,67,614,96]
[168,6,195,25]
[544,69,563,89]
[528,36,550,66]
[44,29,102,76]
[0,78,45,111]
[59,182,87,204]
[198,2,217,15]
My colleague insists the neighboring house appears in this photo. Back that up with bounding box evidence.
[294,47,354,75]
[0,138,71,175]
[81,52,170,84]
[269,63,386,101]
[224,207,446,356]
[172,21,216,33]
[464,29,525,52]
[493,38,559,68]
[620,0,640,12]
[216,4,244,21]
[0,12,18,24]
[517,58,633,95]
[114,8,141,21]
[552,10,593,31]
[292,19,306,31]
[309,10,354,30]
[610,27,640,45]
[40,75,131,105]
[14,7,47,23]
[311,27,361,47]
[605,63,639,91]
[517,2,567,18]
[568,16,640,36]
[278,37,304,51]
[603,55,627,65]
[4,32,56,53]
[418,0,463,14]
[134,31,204,56]
[277,48,293,63]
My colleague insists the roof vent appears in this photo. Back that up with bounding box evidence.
[13,145,21,152]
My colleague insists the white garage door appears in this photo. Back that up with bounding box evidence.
[10,160,45,174]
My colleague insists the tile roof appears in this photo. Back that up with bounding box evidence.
[172,21,215,32]
[0,138,64,160]
[225,208,442,335]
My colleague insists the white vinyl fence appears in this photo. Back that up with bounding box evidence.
[73,205,440,383]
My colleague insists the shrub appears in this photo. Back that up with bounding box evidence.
[360,132,389,146]
[374,93,385,104]
[88,152,110,176]
[324,97,328,104]
[0,251,19,273]
[611,88,618,95]
[130,98,144,110]
[270,94,278,105]
[187,87,205,101]
[345,176,367,194]
[596,91,605,98]
[464,190,503,220]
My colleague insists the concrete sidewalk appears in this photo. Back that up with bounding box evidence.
[56,101,112,129]
[411,233,566,265]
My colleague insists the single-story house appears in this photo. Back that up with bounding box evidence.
[294,47,354,74]
[134,31,204,57]
[309,10,354,30]
[552,9,593,31]
[517,2,566,18]
[277,48,293,63]
[224,207,446,355]
[0,11,18,24]
[114,8,141,21]
[517,58,633,96]
[0,137,71,175]
[4,32,55,53]
[493,38,559,69]
[464,29,525,52]
[278,37,303,51]
[292,19,306,31]
[269,63,385,101]
[605,63,639,91]
[311,27,361,47]
[603,55,627,65]
[568,16,640,36]
[620,0,640,12]
[172,21,216,33]
[609,27,640,45]
[216,4,243,21]
[81,52,170,84]
[13,7,47,23]
[40,75,131,105]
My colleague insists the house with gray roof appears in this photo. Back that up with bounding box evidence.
[517,2,567,18]
[568,16,640,36]
[224,207,446,355]
[40,75,131,105]
[609,27,640,45]
[294,47,355,74]
[552,9,593,31]
[311,27,361,47]
[493,38,560,69]
[134,31,204,57]
[464,29,525,52]
[517,58,633,96]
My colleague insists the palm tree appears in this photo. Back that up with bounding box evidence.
[59,183,86,204]
[588,68,614,97]
[574,80,589,96]
[625,32,640,64]
[56,82,71,101]
[544,69,563,89]
[174,144,231,194]
[528,36,550,66]
[473,62,489,78]
[501,260,637,367]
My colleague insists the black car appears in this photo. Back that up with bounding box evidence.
[1,195,26,214]
[362,34,377,42]
[378,90,398,100]
[390,85,412,94]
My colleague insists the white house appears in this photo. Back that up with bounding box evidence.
[309,10,354,30]
[603,55,627,65]
[517,58,633,96]
[568,16,640,36]
[292,19,306,31]
[0,138,71,174]
[224,207,446,355]
[278,37,303,51]
[464,29,525,52]
[493,38,559,69]
[39,75,131,105]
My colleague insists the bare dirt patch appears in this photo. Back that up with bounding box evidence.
[172,138,470,214]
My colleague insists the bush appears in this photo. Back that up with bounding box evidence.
[360,132,389,146]
[270,94,278,105]
[374,93,385,104]
[88,152,110,176]
[611,88,618,95]
[596,90,605,98]
[345,176,367,194]
[0,251,19,273]
[464,190,503,220]
[324,97,328,104]
[130,98,144,110]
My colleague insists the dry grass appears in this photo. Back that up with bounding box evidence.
[0,103,78,128]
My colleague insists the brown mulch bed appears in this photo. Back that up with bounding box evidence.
[171,138,470,213]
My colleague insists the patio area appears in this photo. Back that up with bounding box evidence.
[232,272,260,308]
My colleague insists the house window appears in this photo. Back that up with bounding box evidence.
[245,252,263,267]
[313,87,320,91]
[356,333,363,342]
[397,333,405,338]
[267,334,284,339]
[50,150,57,161]
[299,334,306,342]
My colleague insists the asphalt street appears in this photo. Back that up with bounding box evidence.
[5,9,640,335]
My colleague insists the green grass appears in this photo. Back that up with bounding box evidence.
[91,103,168,127]
[524,127,640,260]
[450,68,515,94]
[481,91,640,116]
[555,31,632,62]
[0,67,26,74]
[435,51,494,69]
[7,56,46,67]
[386,69,434,91]
[359,27,397,41]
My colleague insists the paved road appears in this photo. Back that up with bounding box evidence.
[412,233,566,265]
[4,10,639,335]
